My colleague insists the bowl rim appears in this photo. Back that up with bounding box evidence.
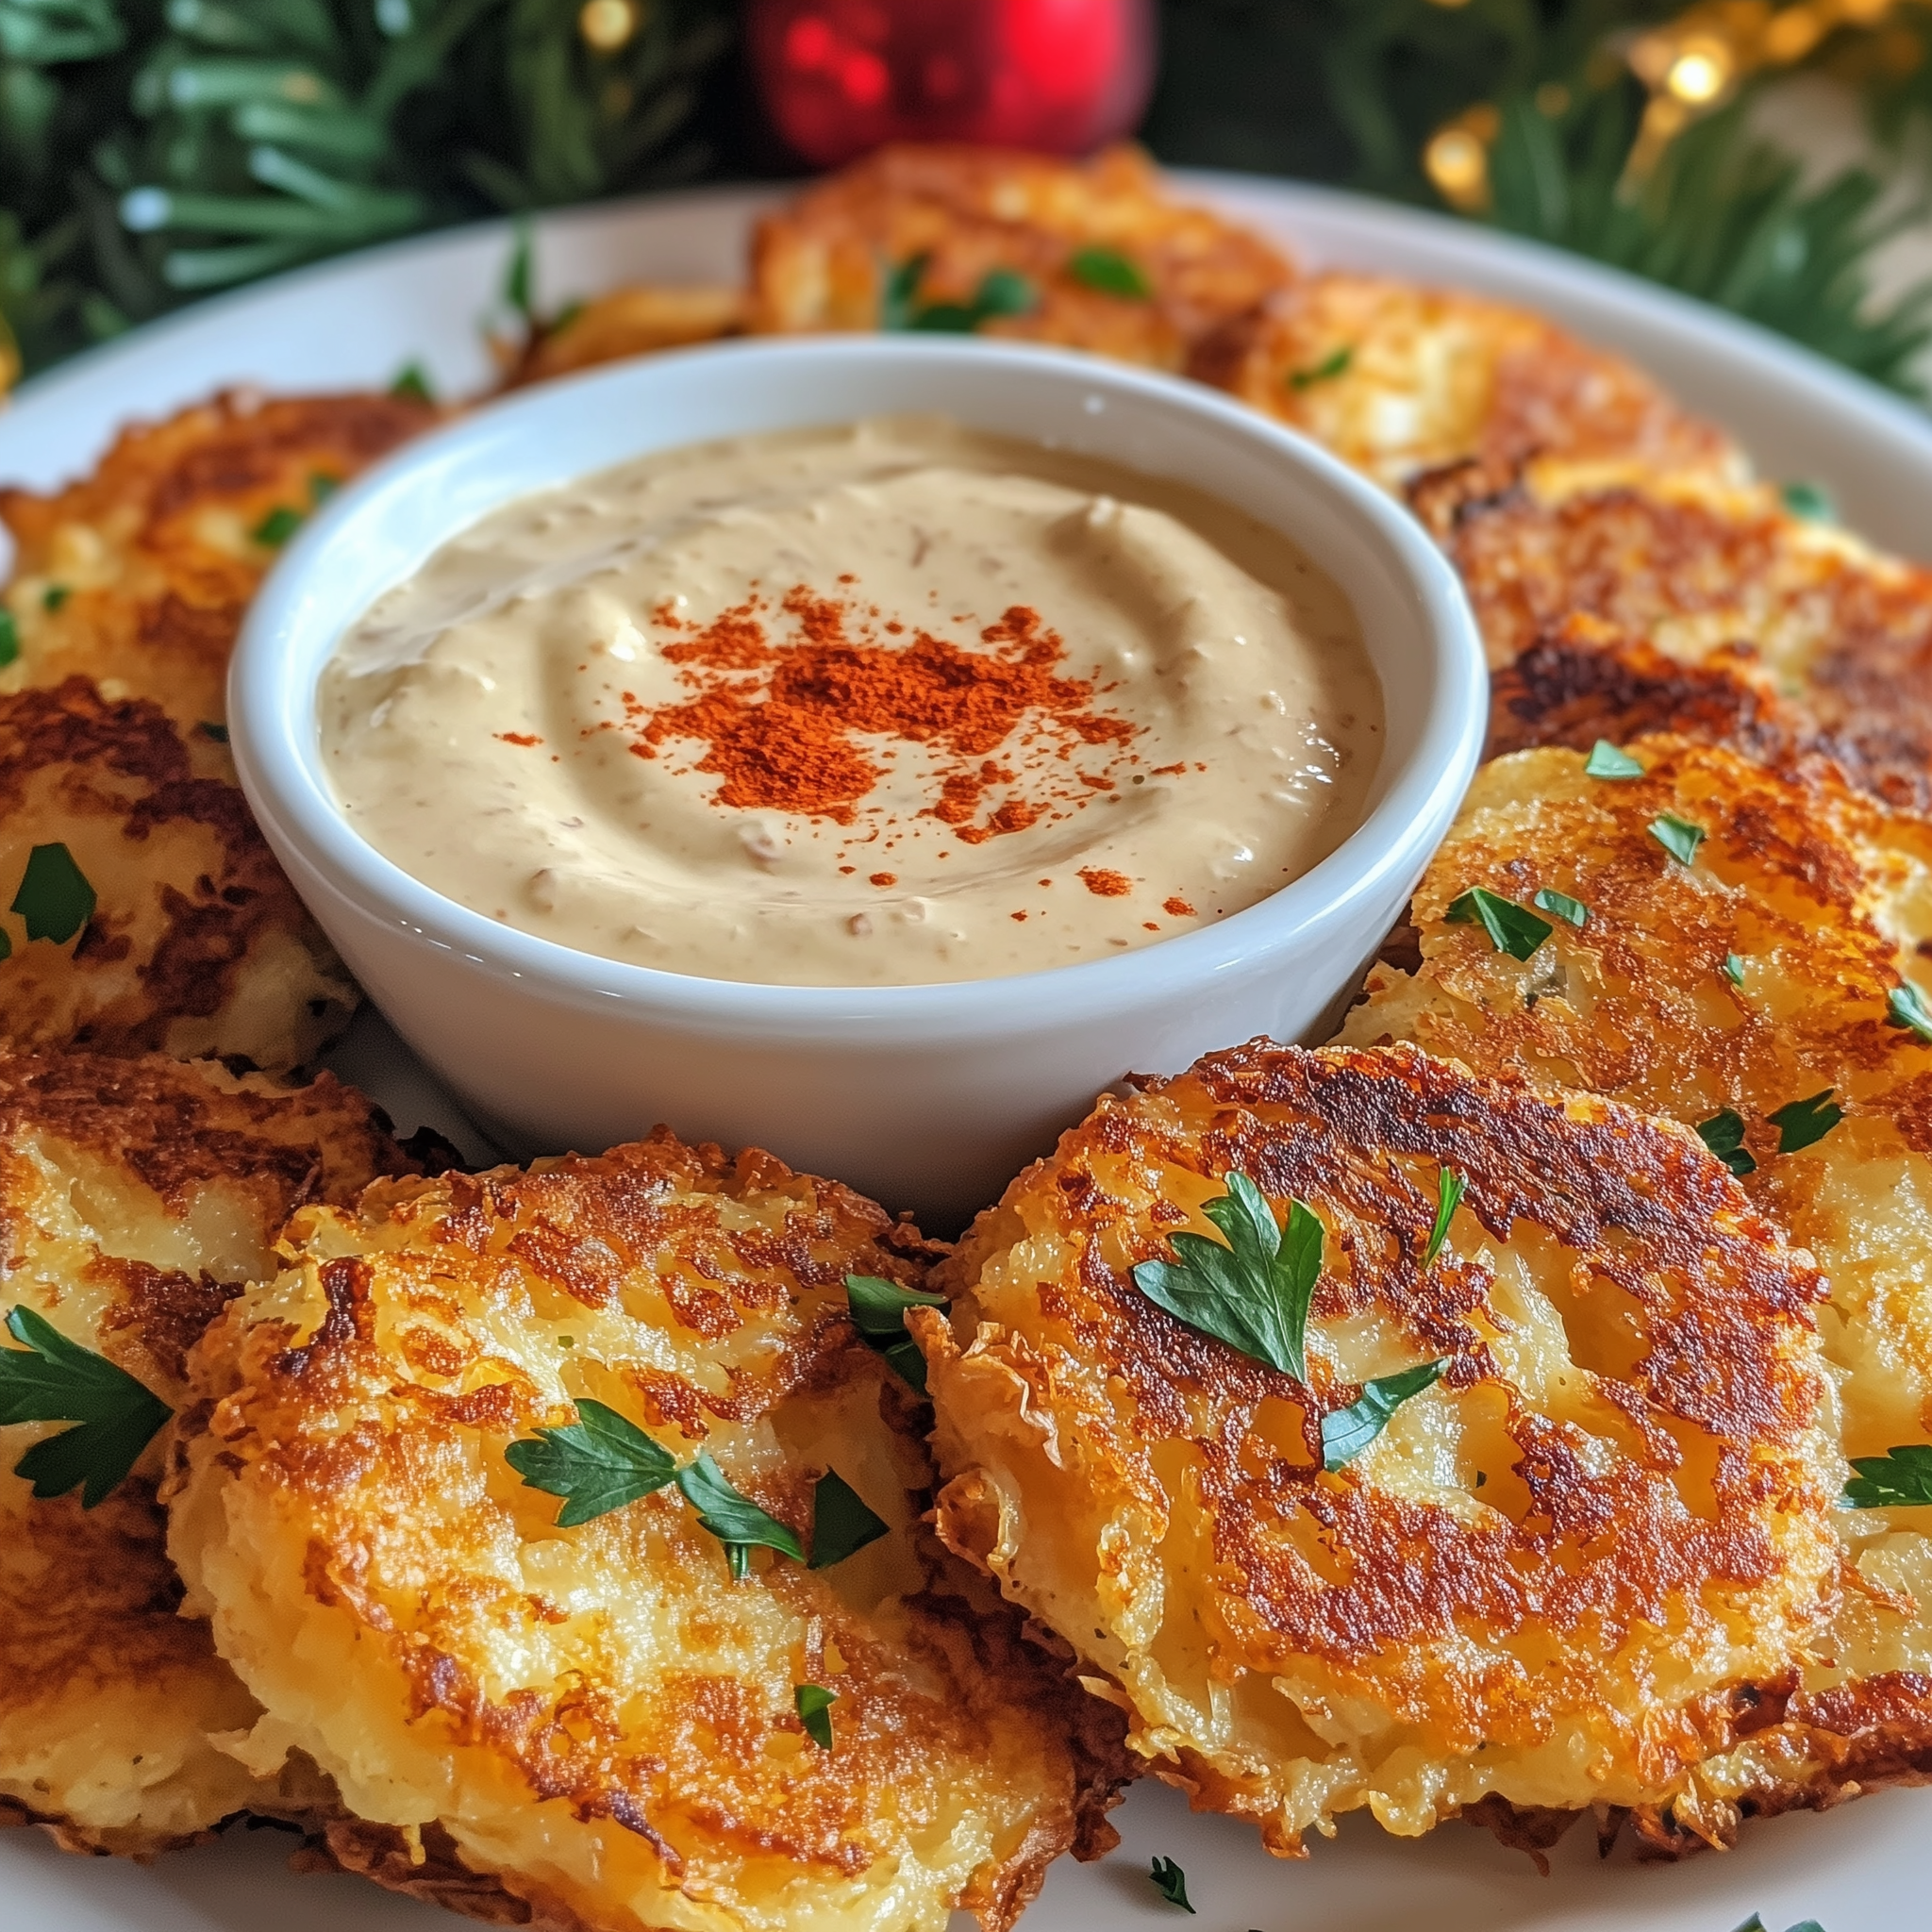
[231,332,1486,1034]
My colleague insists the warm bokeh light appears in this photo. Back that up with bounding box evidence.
[578,0,639,52]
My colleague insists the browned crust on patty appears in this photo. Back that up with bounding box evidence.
[0,677,354,1067]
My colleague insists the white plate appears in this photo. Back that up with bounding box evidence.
[1,177,1927,1932]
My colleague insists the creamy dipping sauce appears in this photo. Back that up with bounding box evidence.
[320,418,1382,986]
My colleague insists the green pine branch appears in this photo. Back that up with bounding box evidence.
[0,0,731,376]
[1487,77,1932,396]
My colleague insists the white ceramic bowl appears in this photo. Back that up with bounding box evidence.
[232,336,1484,1223]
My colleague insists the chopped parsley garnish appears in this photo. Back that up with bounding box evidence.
[198,720,229,742]
[808,1469,888,1570]
[883,253,1037,332]
[795,1682,836,1749]
[308,472,340,505]
[1131,1171,1322,1380]
[1288,344,1352,391]
[844,1274,946,1392]
[0,608,18,667]
[1149,1856,1195,1913]
[1423,1166,1463,1270]
[42,584,70,612]
[504,1396,677,1527]
[1888,982,1932,1042]
[1724,953,1746,987]
[1444,886,1552,961]
[390,361,435,404]
[1649,812,1706,865]
[1321,1358,1446,1470]
[1533,887,1588,928]
[0,1306,173,1507]
[505,1400,804,1576]
[1695,1108,1757,1178]
[251,504,305,547]
[1584,739,1644,779]
[676,1449,805,1580]
[1769,1089,1842,1154]
[12,841,96,944]
[1780,480,1835,522]
[1066,244,1150,299]
[1842,1443,1932,1508]
[1733,1919,1827,1932]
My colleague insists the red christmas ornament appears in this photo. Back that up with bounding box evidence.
[747,0,1158,168]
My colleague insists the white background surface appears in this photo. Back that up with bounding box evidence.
[2,175,1929,1929]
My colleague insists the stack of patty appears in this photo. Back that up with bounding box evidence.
[7,139,1932,1919]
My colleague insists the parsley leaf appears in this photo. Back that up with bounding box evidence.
[505,1397,677,1527]
[1584,739,1644,779]
[1066,244,1150,299]
[1724,952,1747,987]
[844,1274,946,1392]
[308,472,340,505]
[1424,1166,1463,1270]
[0,1306,173,1507]
[880,252,930,330]
[808,1469,887,1569]
[795,1682,836,1749]
[12,841,95,943]
[1149,1856,1195,1913]
[1781,479,1835,522]
[1769,1089,1842,1154]
[1321,1358,1447,1470]
[1889,982,1932,1042]
[676,1451,805,1579]
[1288,344,1352,390]
[1695,1108,1757,1177]
[1444,886,1552,961]
[974,267,1036,317]
[43,584,69,612]
[1842,1443,1932,1508]
[1533,887,1588,928]
[1650,812,1706,865]
[198,720,229,743]
[252,505,304,547]
[1131,1172,1322,1380]
[885,256,1037,333]
[390,361,435,404]
[0,609,18,668]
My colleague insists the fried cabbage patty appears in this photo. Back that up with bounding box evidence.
[1341,738,1932,1845]
[0,388,436,733]
[0,1049,418,1854]
[750,142,1291,371]
[916,1041,1840,1853]
[169,1131,1130,1932]
[0,677,356,1071]
[1413,460,1932,811]
[1191,274,1740,492]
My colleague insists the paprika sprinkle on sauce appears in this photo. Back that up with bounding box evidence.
[627,587,1136,840]
[321,416,1381,986]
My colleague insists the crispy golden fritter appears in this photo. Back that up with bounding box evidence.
[0,390,437,732]
[169,1132,1131,1932]
[1341,738,1932,1845]
[508,285,747,386]
[1193,275,1740,492]
[1415,460,1932,810]
[0,1049,420,1854]
[918,1040,1840,1854]
[750,142,1291,371]
[0,676,356,1071]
